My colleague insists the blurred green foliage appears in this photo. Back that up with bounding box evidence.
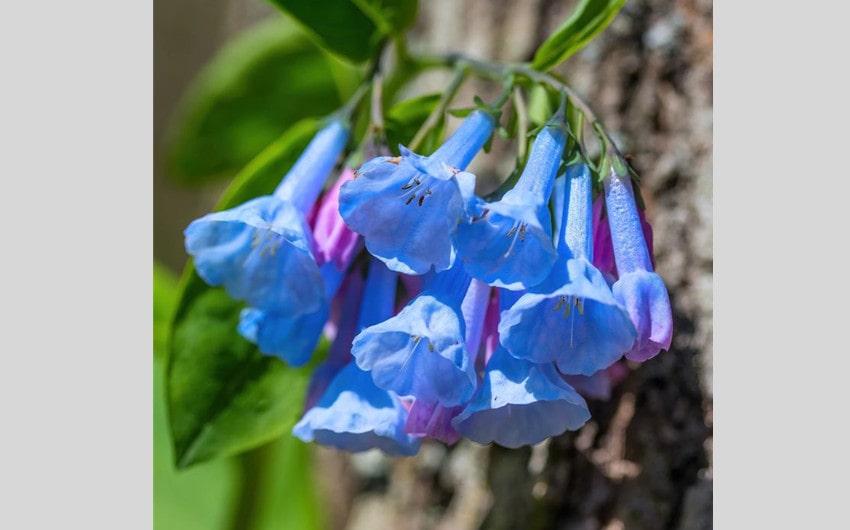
[155,261,324,530]
[164,16,360,183]
[267,0,418,62]
[531,0,627,71]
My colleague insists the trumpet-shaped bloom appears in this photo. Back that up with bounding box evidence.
[184,120,349,317]
[236,169,363,365]
[402,279,492,444]
[499,164,636,376]
[603,156,673,361]
[292,362,421,456]
[592,194,655,281]
[294,258,420,455]
[455,123,564,289]
[452,349,590,448]
[339,111,495,275]
[351,263,478,406]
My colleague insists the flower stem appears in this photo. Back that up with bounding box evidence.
[334,81,371,124]
[370,73,385,134]
[228,441,275,530]
[408,53,618,149]
[512,86,530,164]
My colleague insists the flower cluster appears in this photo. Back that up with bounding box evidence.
[184,105,673,454]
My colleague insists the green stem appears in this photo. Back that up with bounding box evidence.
[333,81,372,124]
[408,53,617,148]
[407,67,467,152]
[228,441,276,530]
[512,86,530,164]
[370,73,385,133]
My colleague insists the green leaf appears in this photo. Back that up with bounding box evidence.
[165,16,359,183]
[166,122,326,469]
[266,0,377,63]
[531,0,627,72]
[154,355,239,530]
[154,261,179,360]
[353,0,419,35]
[384,93,441,153]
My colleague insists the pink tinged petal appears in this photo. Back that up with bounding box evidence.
[591,195,618,279]
[311,168,362,270]
[404,400,463,445]
[452,349,590,448]
[612,270,673,362]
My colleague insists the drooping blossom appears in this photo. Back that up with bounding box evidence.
[455,119,565,289]
[499,163,636,376]
[235,169,362,366]
[403,279,491,445]
[351,262,479,406]
[293,258,421,455]
[602,154,673,361]
[184,120,349,317]
[339,111,495,275]
[452,290,591,448]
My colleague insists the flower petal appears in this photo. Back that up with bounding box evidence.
[185,196,324,317]
[292,363,421,456]
[499,258,636,375]
[612,270,673,362]
[456,192,556,289]
[453,349,590,448]
[351,294,477,406]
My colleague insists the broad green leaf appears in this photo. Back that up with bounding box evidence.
[266,0,378,63]
[384,93,441,154]
[353,0,419,35]
[165,16,359,183]
[154,355,238,530]
[531,0,627,72]
[154,261,179,360]
[166,123,327,469]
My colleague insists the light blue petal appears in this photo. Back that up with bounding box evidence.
[499,258,637,376]
[237,302,328,367]
[272,120,350,212]
[452,349,590,448]
[612,270,673,362]
[339,157,466,275]
[292,363,421,456]
[184,196,324,317]
[236,258,349,366]
[456,191,557,290]
[351,294,477,406]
